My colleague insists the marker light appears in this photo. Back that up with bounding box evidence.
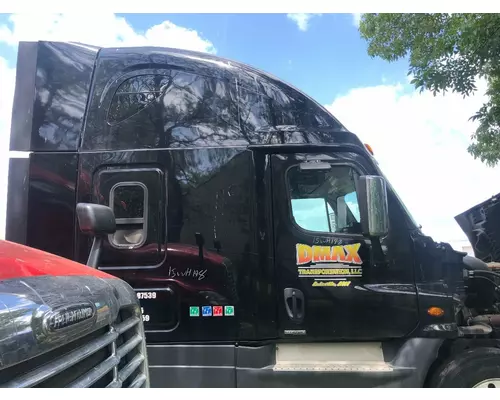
[364,143,374,155]
[427,307,445,317]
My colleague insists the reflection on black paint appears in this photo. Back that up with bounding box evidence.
[83,48,345,151]
[26,153,79,259]
[33,42,98,151]
[108,74,171,124]
[237,87,273,142]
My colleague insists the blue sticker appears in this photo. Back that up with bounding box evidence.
[202,305,212,317]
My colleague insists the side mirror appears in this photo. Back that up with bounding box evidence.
[76,203,116,268]
[356,175,389,237]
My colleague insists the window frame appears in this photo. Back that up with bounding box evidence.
[284,160,366,238]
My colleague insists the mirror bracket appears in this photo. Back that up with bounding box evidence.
[76,203,116,268]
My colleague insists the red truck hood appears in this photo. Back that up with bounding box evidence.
[0,240,112,281]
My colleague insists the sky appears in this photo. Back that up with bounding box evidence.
[0,12,498,249]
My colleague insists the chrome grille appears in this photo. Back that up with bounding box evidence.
[0,307,148,388]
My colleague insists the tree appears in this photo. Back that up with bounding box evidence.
[359,13,500,166]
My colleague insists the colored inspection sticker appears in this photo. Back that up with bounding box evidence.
[202,305,212,317]
[224,305,235,316]
[213,306,223,317]
[189,306,200,317]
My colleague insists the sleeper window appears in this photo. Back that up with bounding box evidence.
[288,165,361,234]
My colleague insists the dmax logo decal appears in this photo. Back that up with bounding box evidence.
[43,303,96,333]
[296,243,362,265]
[295,243,363,286]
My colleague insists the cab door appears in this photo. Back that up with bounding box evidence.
[271,152,419,341]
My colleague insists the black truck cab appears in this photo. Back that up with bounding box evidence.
[6,41,500,388]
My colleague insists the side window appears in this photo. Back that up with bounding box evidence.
[108,74,171,124]
[108,182,148,249]
[105,71,241,148]
[288,165,361,234]
[344,191,360,222]
[237,83,341,134]
[161,72,241,146]
[264,84,341,129]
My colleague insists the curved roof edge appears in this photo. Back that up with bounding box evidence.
[65,41,348,132]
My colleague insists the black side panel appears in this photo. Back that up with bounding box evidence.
[76,148,277,343]
[9,42,37,152]
[9,41,98,152]
[25,153,79,258]
[5,158,30,244]
[237,368,412,388]
[7,153,79,258]
[147,344,235,387]
[236,344,275,369]
[412,235,465,337]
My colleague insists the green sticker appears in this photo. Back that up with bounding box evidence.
[189,306,200,317]
[224,305,235,316]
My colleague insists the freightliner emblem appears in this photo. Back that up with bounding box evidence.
[43,303,96,333]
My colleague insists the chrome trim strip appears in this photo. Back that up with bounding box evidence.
[116,335,143,359]
[67,355,120,388]
[115,316,140,334]
[106,353,145,388]
[119,354,145,382]
[129,374,147,388]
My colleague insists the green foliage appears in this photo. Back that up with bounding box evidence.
[359,13,500,166]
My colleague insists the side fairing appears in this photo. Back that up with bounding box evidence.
[6,41,98,258]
